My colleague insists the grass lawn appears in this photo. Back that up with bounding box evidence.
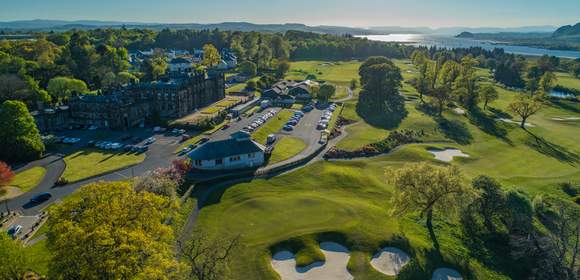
[25,239,51,276]
[61,149,145,183]
[10,166,46,192]
[195,156,515,280]
[268,136,307,164]
[331,86,349,101]
[286,61,361,86]
[555,71,580,90]
[252,110,294,144]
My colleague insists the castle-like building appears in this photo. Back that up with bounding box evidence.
[33,70,225,131]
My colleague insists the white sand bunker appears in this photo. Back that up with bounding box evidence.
[271,242,353,280]
[431,268,463,280]
[370,247,410,276]
[496,118,535,127]
[453,108,465,115]
[427,148,470,162]
[551,116,580,121]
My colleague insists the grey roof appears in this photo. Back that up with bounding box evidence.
[188,137,265,160]
[170,57,192,64]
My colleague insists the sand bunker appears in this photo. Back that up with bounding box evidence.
[453,108,465,115]
[496,118,535,127]
[370,247,410,276]
[551,116,580,121]
[427,148,470,162]
[271,242,353,280]
[431,268,463,280]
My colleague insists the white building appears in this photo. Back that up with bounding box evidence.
[168,57,193,72]
[188,131,266,170]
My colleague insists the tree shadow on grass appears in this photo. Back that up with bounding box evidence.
[488,107,512,119]
[356,94,408,130]
[524,130,580,164]
[436,118,473,145]
[467,108,512,145]
[550,99,580,114]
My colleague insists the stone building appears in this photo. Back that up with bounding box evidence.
[34,70,225,131]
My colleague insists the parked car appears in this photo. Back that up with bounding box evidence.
[178,147,191,156]
[145,137,156,145]
[30,192,52,203]
[7,225,22,239]
[124,145,134,152]
[319,134,328,144]
[303,105,313,112]
[198,138,210,145]
[267,134,277,144]
[283,125,294,131]
[137,146,149,153]
[88,125,97,130]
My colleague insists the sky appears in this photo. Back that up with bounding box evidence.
[1,0,579,28]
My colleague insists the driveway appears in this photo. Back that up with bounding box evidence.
[3,133,180,216]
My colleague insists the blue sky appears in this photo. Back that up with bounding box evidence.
[1,0,579,28]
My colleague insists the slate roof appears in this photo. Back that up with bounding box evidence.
[188,136,265,160]
[170,57,192,64]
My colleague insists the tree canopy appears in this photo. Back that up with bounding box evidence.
[0,100,45,162]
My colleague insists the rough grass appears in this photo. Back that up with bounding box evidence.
[10,166,46,192]
[555,72,580,90]
[286,60,361,86]
[252,110,294,144]
[268,136,307,164]
[62,149,145,183]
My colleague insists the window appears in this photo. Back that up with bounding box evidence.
[215,159,223,165]
[194,160,202,166]
[248,153,256,158]
[229,155,241,162]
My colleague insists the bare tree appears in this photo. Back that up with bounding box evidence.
[178,231,241,280]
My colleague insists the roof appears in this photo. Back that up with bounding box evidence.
[170,57,192,64]
[188,137,265,160]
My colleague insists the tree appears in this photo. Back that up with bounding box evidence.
[0,100,45,162]
[179,230,240,280]
[0,74,33,103]
[0,161,15,186]
[269,35,290,60]
[453,56,479,109]
[47,77,88,102]
[238,61,257,77]
[46,182,178,279]
[275,60,290,79]
[504,190,534,235]
[539,71,557,93]
[0,233,34,280]
[141,55,167,81]
[508,95,543,128]
[430,86,450,116]
[318,84,336,103]
[256,43,272,69]
[480,84,499,110]
[202,44,221,67]
[350,78,358,90]
[389,163,474,247]
[471,175,506,232]
[358,56,403,108]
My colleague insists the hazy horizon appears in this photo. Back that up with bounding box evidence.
[1,0,578,29]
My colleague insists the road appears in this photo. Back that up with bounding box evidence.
[3,134,181,216]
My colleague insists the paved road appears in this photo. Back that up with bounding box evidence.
[3,134,180,216]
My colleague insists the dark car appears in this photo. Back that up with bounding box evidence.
[198,137,210,145]
[30,192,52,203]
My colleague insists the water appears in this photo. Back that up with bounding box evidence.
[550,90,576,99]
[356,34,580,59]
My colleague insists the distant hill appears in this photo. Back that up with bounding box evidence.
[455,32,475,38]
[0,19,382,35]
[552,23,580,37]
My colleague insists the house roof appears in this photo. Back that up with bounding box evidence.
[188,136,265,160]
[170,57,192,64]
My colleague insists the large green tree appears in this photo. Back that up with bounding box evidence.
[317,84,336,103]
[0,233,34,280]
[46,181,178,280]
[202,44,222,67]
[389,163,475,247]
[0,100,45,162]
[47,76,89,102]
[238,61,257,77]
